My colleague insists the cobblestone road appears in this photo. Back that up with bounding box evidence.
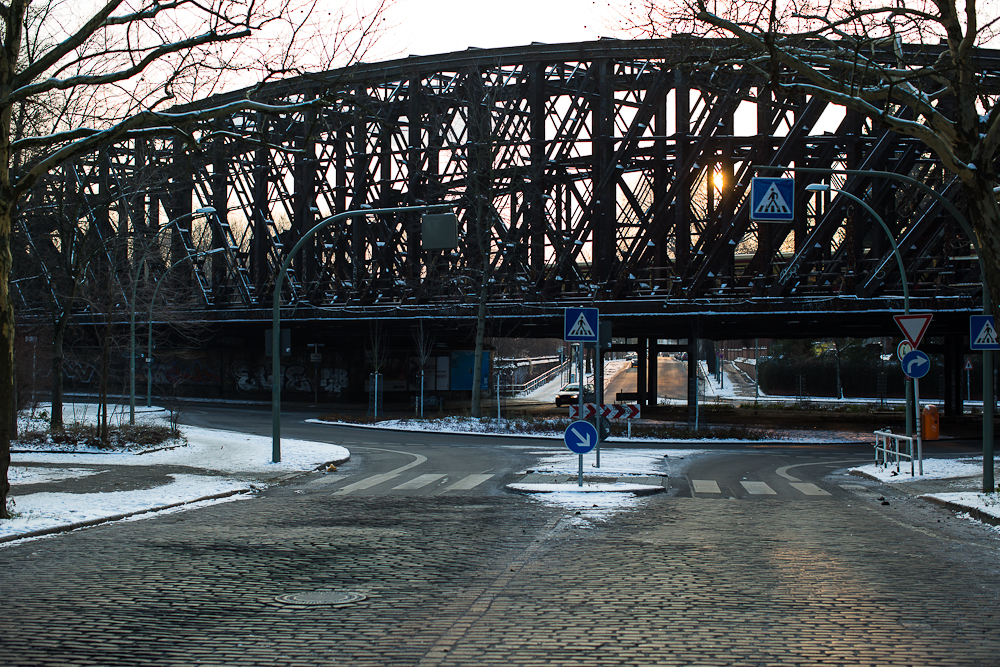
[3,470,1000,666]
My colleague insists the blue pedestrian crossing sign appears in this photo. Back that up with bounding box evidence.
[750,177,794,222]
[564,307,599,342]
[970,315,1000,350]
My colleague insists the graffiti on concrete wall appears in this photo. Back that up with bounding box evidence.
[231,361,349,394]
[149,359,220,386]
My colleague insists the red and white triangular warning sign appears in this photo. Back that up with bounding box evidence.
[894,313,933,348]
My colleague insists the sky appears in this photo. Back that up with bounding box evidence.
[378,0,624,60]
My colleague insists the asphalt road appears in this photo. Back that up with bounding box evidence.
[3,405,1000,665]
[604,357,689,402]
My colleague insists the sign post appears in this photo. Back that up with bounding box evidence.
[969,315,998,491]
[966,358,974,405]
[564,308,599,483]
[564,420,598,487]
[902,349,930,475]
[894,313,932,436]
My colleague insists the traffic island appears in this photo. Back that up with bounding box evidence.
[506,473,667,496]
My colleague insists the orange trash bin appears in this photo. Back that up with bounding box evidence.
[922,405,940,440]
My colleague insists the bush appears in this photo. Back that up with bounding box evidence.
[16,422,183,451]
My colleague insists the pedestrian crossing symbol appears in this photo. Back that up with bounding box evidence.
[564,307,599,342]
[750,177,794,222]
[971,315,1000,350]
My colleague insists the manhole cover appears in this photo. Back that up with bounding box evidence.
[274,590,367,606]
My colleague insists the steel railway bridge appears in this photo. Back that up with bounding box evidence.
[14,37,995,411]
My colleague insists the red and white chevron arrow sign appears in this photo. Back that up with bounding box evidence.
[568,404,640,419]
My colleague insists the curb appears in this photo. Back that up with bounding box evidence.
[505,483,666,497]
[0,488,255,545]
[920,496,1000,527]
[1,455,351,545]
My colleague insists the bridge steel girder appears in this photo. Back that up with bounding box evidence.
[14,38,993,344]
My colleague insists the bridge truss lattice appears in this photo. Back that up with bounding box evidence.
[15,38,991,341]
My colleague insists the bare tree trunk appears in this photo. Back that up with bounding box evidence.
[964,177,1000,318]
[0,207,13,518]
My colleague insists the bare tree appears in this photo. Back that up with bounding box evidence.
[0,0,393,517]
[621,0,1000,314]
[412,319,436,417]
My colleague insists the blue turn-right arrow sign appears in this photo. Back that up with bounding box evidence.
[902,350,930,379]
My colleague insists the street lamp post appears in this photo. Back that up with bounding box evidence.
[763,165,994,491]
[129,207,215,425]
[804,184,909,313]
[806,184,921,440]
[146,248,225,408]
[271,205,452,463]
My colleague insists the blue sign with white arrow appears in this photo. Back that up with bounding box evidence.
[750,177,794,222]
[902,350,931,379]
[564,420,598,454]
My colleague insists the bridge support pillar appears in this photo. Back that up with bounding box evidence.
[687,327,700,425]
[647,338,658,408]
[944,336,963,417]
[637,337,648,407]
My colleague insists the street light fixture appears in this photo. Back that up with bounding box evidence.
[764,165,994,491]
[129,207,216,424]
[271,205,454,462]
[804,183,909,313]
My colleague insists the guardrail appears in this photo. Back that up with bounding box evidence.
[873,429,923,476]
[508,361,571,396]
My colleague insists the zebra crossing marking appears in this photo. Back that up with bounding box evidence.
[740,481,777,495]
[333,472,401,495]
[789,482,831,496]
[392,474,447,490]
[443,474,493,491]
[692,480,722,494]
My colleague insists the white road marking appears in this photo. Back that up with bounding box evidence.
[443,474,493,491]
[333,472,402,495]
[692,479,722,494]
[839,484,868,492]
[392,474,447,490]
[332,447,428,496]
[789,482,831,496]
[740,481,777,495]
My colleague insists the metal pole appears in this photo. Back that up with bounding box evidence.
[578,343,584,487]
[761,166,995,488]
[596,341,603,469]
[915,378,923,475]
[985,350,995,490]
[755,338,759,401]
[272,205,448,463]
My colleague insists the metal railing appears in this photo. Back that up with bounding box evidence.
[509,361,572,396]
[873,429,923,476]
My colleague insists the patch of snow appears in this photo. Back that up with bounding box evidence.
[850,457,985,482]
[1,475,252,542]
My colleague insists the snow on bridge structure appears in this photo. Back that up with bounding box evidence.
[13,37,994,412]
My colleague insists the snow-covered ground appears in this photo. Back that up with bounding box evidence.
[3,405,349,543]
[850,457,1000,526]
[507,448,697,522]
[3,403,998,543]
